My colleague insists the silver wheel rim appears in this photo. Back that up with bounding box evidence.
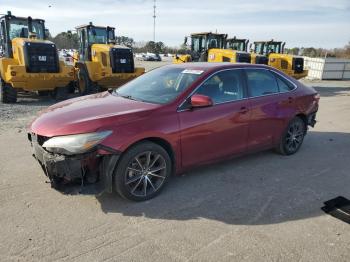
[125,151,167,197]
[285,121,304,152]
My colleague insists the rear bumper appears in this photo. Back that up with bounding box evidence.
[90,67,145,89]
[5,64,74,91]
[307,111,317,127]
[28,133,119,194]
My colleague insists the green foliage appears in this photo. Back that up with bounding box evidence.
[286,42,350,58]
[116,36,134,47]
[49,32,79,49]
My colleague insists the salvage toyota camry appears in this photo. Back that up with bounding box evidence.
[28,63,319,201]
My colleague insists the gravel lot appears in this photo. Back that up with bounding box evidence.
[0,62,350,262]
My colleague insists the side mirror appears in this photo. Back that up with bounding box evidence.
[190,94,213,108]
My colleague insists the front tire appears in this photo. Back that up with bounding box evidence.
[77,68,99,95]
[277,117,306,155]
[114,142,172,201]
[0,80,17,103]
[50,86,69,101]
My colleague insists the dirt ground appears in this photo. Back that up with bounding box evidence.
[0,62,350,262]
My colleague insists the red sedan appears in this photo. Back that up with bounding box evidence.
[28,63,319,201]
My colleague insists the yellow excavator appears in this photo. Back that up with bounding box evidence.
[0,11,75,103]
[173,32,227,63]
[207,36,251,63]
[73,22,144,94]
[251,40,308,79]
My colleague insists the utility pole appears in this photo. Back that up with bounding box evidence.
[153,0,156,42]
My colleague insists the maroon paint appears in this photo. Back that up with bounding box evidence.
[29,63,319,174]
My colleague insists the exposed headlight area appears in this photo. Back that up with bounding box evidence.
[42,131,112,155]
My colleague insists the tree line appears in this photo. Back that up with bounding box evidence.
[285,43,350,58]
[49,31,350,58]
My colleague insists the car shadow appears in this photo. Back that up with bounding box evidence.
[96,131,350,225]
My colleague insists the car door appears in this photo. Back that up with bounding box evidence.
[245,68,285,150]
[178,69,250,168]
[271,71,298,138]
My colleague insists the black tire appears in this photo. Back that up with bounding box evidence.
[50,86,69,101]
[77,67,99,95]
[276,117,306,155]
[37,91,49,96]
[0,80,17,103]
[114,142,172,201]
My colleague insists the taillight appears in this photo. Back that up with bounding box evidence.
[314,93,320,102]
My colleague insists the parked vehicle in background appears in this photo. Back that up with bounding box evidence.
[141,53,162,61]
[251,40,308,79]
[173,32,227,63]
[58,49,74,66]
[0,11,75,103]
[73,22,144,95]
[28,63,319,201]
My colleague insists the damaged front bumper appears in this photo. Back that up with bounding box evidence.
[28,132,119,195]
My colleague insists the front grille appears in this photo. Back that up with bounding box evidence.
[255,55,268,65]
[110,48,135,73]
[292,57,304,73]
[236,52,251,63]
[23,42,59,73]
[37,135,50,146]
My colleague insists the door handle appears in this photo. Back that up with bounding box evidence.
[281,97,293,104]
[239,107,249,114]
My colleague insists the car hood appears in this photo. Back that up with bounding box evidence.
[30,92,160,137]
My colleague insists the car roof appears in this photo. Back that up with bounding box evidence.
[164,62,273,71]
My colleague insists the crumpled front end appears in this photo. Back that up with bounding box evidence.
[28,132,119,194]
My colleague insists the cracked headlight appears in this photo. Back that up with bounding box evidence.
[42,131,112,155]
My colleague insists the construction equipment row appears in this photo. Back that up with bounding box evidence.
[0,11,144,103]
[173,32,308,79]
[0,12,307,104]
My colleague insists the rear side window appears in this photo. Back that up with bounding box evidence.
[272,72,296,92]
[246,69,279,97]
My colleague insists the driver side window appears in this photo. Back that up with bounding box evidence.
[194,70,245,104]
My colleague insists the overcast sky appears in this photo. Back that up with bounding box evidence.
[2,0,350,48]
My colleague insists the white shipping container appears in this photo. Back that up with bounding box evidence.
[304,57,350,80]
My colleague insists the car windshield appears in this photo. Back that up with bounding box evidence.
[114,67,204,104]
[8,18,44,40]
[88,28,107,44]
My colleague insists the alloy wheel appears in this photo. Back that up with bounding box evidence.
[124,151,167,197]
[285,120,304,152]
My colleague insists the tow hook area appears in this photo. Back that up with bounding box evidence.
[32,146,119,195]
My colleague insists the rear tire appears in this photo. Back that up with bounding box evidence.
[77,68,99,95]
[50,86,69,101]
[37,91,49,96]
[114,142,172,201]
[0,80,17,103]
[276,117,306,155]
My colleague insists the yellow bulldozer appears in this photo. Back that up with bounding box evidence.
[207,36,251,63]
[173,32,227,63]
[251,40,308,79]
[173,33,252,64]
[73,23,144,94]
[0,11,75,103]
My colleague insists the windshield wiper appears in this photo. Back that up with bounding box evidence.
[115,91,141,102]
